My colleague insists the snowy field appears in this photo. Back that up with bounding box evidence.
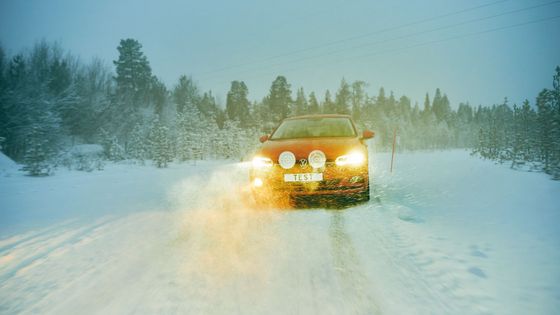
[0,150,559,315]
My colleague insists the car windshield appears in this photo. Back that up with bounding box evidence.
[270,117,356,140]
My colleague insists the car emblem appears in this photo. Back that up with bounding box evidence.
[299,159,308,168]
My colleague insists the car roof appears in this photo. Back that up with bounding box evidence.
[283,114,352,121]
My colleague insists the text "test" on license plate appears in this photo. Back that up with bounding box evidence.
[284,173,323,182]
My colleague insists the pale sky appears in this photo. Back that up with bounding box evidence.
[1,0,559,108]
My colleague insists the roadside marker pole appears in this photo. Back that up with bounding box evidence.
[390,127,397,173]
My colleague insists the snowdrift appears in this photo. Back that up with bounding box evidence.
[0,151,19,175]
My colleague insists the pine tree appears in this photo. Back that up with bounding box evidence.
[439,94,452,121]
[351,81,367,121]
[334,79,351,114]
[377,87,386,112]
[176,105,204,161]
[100,128,124,161]
[151,76,168,116]
[509,100,537,167]
[250,99,270,131]
[48,58,71,96]
[550,66,560,178]
[322,90,335,113]
[128,123,147,164]
[398,96,412,119]
[173,75,200,114]
[0,45,6,93]
[536,90,554,173]
[386,91,397,116]
[267,76,292,122]
[511,104,523,167]
[432,89,451,121]
[113,38,152,102]
[423,93,431,116]
[22,126,52,176]
[432,88,442,117]
[148,118,173,168]
[226,80,251,126]
[294,87,308,115]
[198,91,219,118]
[456,102,474,147]
[308,92,320,114]
[107,39,153,148]
[1,43,68,161]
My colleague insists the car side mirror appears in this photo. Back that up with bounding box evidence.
[259,134,269,143]
[362,130,374,140]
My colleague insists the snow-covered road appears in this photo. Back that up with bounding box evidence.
[1,151,559,314]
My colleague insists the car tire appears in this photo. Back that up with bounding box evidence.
[360,187,370,202]
[357,179,370,202]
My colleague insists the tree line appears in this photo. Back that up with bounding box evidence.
[0,39,558,179]
[472,72,560,180]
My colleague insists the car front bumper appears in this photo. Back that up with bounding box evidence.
[250,163,369,197]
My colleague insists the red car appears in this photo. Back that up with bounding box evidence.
[250,114,374,206]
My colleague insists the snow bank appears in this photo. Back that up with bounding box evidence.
[0,151,19,176]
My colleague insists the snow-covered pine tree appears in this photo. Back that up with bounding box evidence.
[510,101,537,168]
[217,120,245,159]
[173,75,200,114]
[99,128,124,161]
[519,100,537,163]
[551,66,560,179]
[128,123,147,164]
[200,115,219,159]
[511,104,523,168]
[536,90,555,173]
[176,104,205,161]
[148,118,173,168]
[22,126,52,176]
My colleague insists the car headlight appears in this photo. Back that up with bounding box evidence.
[335,152,365,166]
[252,156,273,168]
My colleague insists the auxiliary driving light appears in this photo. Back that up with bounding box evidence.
[278,151,296,169]
[335,152,365,166]
[308,150,326,168]
[253,178,264,187]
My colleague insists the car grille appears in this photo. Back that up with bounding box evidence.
[279,179,345,192]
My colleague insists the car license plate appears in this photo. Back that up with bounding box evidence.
[284,173,323,182]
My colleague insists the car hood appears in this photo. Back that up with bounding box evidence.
[257,137,364,162]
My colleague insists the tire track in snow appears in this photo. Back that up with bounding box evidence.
[328,211,381,314]
[0,216,117,283]
[0,219,79,254]
[2,212,167,314]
